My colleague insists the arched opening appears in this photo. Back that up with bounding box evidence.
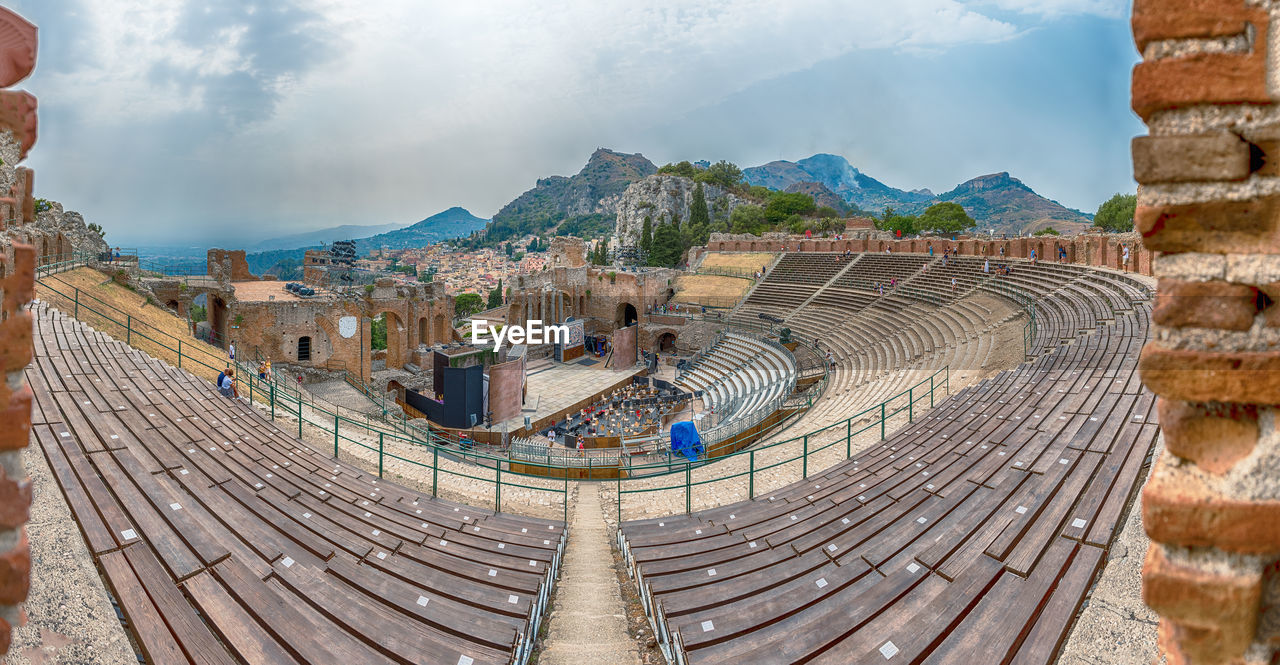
[373,311,406,369]
[434,313,449,344]
[578,294,585,314]
[209,296,229,348]
[298,336,312,362]
[658,332,677,352]
[418,317,429,347]
[616,302,638,328]
[164,299,181,316]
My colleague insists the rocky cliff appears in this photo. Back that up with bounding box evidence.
[488,148,656,241]
[613,175,749,245]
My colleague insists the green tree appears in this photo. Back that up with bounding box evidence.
[87,222,105,238]
[640,216,653,255]
[487,279,503,308]
[455,293,485,318]
[648,222,685,267]
[729,205,768,235]
[1033,226,1061,236]
[1093,193,1137,232]
[876,206,918,236]
[687,182,710,246]
[696,160,743,189]
[657,161,698,178]
[764,191,816,224]
[371,315,387,351]
[918,202,976,234]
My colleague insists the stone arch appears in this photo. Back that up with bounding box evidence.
[434,312,449,343]
[656,330,678,352]
[418,317,429,347]
[616,302,638,328]
[373,310,407,369]
[209,296,229,347]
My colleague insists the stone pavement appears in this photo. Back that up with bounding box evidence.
[536,483,642,665]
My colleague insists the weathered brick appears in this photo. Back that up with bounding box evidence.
[1133,0,1265,52]
[1158,398,1258,473]
[0,465,31,532]
[1143,545,1261,662]
[1152,279,1256,330]
[1,244,33,312]
[1133,132,1251,183]
[1136,198,1280,254]
[0,385,30,453]
[1140,344,1280,404]
[1132,53,1271,120]
[0,311,31,374]
[0,534,29,606]
[1144,454,1280,554]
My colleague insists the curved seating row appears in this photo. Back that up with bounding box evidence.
[675,333,797,446]
[27,302,564,665]
[622,254,1156,664]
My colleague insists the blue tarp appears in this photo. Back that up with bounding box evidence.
[670,421,703,462]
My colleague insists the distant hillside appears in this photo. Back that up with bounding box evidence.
[783,181,853,214]
[486,148,656,241]
[745,153,1091,236]
[243,207,487,277]
[745,154,933,213]
[251,222,407,252]
[937,173,1092,235]
[355,207,489,252]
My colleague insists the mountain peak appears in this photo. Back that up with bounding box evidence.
[948,172,1030,195]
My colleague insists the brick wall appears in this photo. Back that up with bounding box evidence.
[0,8,38,655]
[1132,1,1280,663]
[0,243,33,653]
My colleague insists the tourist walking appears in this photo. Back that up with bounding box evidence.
[228,341,236,362]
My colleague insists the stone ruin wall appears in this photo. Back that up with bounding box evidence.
[701,231,1154,276]
[227,279,455,383]
[1131,0,1280,663]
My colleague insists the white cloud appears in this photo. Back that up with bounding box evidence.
[18,0,1130,244]
[969,0,1127,19]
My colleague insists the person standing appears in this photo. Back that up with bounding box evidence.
[228,341,236,362]
[1122,244,1131,272]
[983,258,990,274]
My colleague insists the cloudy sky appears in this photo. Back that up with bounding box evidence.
[11,0,1139,247]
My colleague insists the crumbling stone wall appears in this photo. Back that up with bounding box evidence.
[1131,1,1280,663]
[0,9,37,655]
[506,265,677,337]
[206,249,258,283]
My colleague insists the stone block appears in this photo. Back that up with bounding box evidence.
[1132,53,1270,121]
[1158,398,1258,473]
[1152,278,1256,330]
[1141,344,1280,404]
[1132,0,1266,52]
[1143,545,1261,663]
[1132,132,1251,183]
[1137,198,1280,254]
[1143,454,1280,554]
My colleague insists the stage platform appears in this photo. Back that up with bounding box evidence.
[500,363,646,436]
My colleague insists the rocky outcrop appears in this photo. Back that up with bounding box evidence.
[488,149,656,240]
[0,126,108,261]
[614,175,749,245]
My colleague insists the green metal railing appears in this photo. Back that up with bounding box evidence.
[618,365,948,519]
[33,274,572,521]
